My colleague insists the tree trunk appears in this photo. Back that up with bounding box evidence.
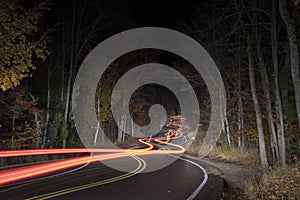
[224,112,231,146]
[93,122,99,146]
[96,99,102,144]
[43,65,51,148]
[121,99,127,142]
[63,3,76,148]
[237,36,244,147]
[131,117,134,137]
[247,37,269,168]
[213,25,231,146]
[279,0,300,127]
[29,92,41,149]
[254,25,279,163]
[252,6,279,163]
[273,0,286,168]
[61,20,65,102]
[122,116,127,142]
[117,116,123,143]
[33,111,41,148]
[238,89,244,147]
[12,112,15,145]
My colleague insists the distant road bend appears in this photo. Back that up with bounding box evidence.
[0,116,223,200]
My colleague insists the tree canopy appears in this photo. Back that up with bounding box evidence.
[0,0,48,91]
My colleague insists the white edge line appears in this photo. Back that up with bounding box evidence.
[170,134,208,200]
[181,157,208,200]
[170,155,208,200]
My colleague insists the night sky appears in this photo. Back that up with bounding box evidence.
[128,0,207,27]
[44,0,211,30]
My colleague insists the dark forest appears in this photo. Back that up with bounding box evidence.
[0,0,300,199]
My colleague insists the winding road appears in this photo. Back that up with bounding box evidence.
[0,155,223,200]
[0,116,224,199]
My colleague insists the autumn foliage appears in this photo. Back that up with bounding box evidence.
[0,0,48,91]
[0,86,41,149]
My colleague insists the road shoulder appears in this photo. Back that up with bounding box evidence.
[184,154,260,200]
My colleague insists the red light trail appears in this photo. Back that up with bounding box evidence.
[0,115,186,186]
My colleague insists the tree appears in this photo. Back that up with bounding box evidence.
[0,86,41,149]
[0,0,48,91]
[247,36,269,167]
[253,1,279,163]
[178,0,300,164]
[61,0,131,148]
[272,0,286,168]
[279,0,300,127]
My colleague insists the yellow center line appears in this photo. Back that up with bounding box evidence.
[25,154,146,200]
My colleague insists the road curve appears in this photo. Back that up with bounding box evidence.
[0,154,223,200]
[0,116,224,199]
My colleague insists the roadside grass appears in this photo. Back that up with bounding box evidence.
[184,140,202,157]
[186,141,300,200]
[245,161,300,200]
[186,141,260,167]
[207,146,260,167]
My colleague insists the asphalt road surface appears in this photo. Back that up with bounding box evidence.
[0,154,223,200]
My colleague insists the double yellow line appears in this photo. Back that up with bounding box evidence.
[26,154,146,200]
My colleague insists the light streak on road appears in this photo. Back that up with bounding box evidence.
[0,153,127,185]
[0,115,187,186]
[25,154,147,200]
[0,148,121,158]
